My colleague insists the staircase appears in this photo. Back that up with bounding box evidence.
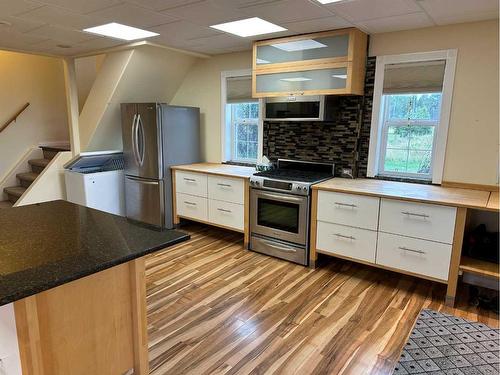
[1,145,70,208]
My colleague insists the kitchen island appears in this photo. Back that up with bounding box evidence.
[0,200,189,375]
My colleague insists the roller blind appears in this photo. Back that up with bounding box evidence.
[383,60,446,94]
[226,76,255,103]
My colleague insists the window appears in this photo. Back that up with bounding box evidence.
[367,50,457,183]
[379,93,442,179]
[228,102,259,162]
[221,71,262,164]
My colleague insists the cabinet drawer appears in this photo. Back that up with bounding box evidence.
[316,221,377,263]
[176,193,208,221]
[379,199,456,244]
[208,200,244,231]
[376,232,452,281]
[208,175,244,204]
[175,171,207,197]
[317,191,380,230]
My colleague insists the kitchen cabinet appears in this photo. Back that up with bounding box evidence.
[252,28,367,97]
[172,165,254,248]
[315,190,456,282]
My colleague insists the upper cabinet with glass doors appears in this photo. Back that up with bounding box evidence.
[252,28,367,98]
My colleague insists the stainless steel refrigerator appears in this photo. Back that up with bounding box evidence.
[121,103,200,229]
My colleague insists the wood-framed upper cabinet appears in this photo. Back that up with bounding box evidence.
[252,28,367,98]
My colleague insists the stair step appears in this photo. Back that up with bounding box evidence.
[40,145,70,160]
[0,200,13,209]
[4,186,26,204]
[17,172,39,188]
[28,158,50,173]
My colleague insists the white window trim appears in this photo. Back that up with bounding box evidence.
[220,69,263,164]
[367,49,457,184]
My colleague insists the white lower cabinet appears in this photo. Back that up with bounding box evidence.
[376,232,452,281]
[316,221,377,263]
[176,193,208,222]
[0,303,22,375]
[208,200,244,231]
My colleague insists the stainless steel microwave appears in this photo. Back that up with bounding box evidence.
[264,95,325,122]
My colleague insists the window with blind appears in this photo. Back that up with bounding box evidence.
[224,76,260,163]
[378,60,445,180]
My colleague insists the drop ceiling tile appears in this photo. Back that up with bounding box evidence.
[0,30,48,49]
[35,0,122,14]
[418,0,499,25]
[324,0,422,22]
[76,36,125,50]
[16,5,98,30]
[126,0,203,11]
[207,0,283,10]
[356,12,434,33]
[87,3,178,28]
[150,19,221,41]
[25,24,96,44]
[0,16,44,33]
[240,0,331,24]
[282,15,352,33]
[0,0,43,17]
[161,1,247,26]
[186,33,252,50]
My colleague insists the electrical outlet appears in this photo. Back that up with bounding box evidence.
[341,168,354,179]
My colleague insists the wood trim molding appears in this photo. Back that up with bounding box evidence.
[445,207,467,307]
[441,180,499,192]
[14,296,44,375]
[309,189,318,268]
[130,258,149,375]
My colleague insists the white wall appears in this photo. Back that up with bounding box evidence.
[80,46,199,152]
[75,55,105,113]
[370,20,499,186]
[0,51,69,184]
[171,51,252,162]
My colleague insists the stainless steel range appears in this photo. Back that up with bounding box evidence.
[249,159,334,266]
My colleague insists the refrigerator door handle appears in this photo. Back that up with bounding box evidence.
[137,114,145,166]
[131,113,140,166]
[125,176,159,185]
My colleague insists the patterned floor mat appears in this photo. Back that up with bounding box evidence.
[393,308,500,375]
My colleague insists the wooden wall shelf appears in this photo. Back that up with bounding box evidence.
[460,256,500,279]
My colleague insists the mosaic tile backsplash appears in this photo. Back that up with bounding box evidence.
[262,56,376,178]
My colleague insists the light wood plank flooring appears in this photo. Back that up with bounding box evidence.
[145,224,499,375]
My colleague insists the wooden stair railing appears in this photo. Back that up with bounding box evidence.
[0,102,30,133]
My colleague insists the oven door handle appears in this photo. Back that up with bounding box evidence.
[255,191,306,204]
[259,238,297,253]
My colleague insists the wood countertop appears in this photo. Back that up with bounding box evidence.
[313,178,492,209]
[171,163,256,178]
[486,191,499,211]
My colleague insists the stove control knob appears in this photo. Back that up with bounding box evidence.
[255,181,260,186]
[302,187,307,191]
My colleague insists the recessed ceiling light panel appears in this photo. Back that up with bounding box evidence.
[316,0,345,4]
[332,74,347,79]
[210,17,286,37]
[83,22,159,41]
[272,39,327,52]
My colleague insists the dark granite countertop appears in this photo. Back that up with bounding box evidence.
[0,200,189,306]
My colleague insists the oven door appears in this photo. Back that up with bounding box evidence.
[250,189,309,245]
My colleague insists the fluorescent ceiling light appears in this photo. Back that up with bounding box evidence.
[210,17,286,37]
[272,39,327,52]
[332,74,347,79]
[256,58,270,64]
[83,22,159,41]
[316,0,345,4]
[280,77,312,82]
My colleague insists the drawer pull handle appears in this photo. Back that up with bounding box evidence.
[334,233,356,240]
[401,211,429,218]
[217,183,232,188]
[184,201,197,206]
[183,178,196,182]
[217,208,232,213]
[334,202,357,208]
[398,246,426,255]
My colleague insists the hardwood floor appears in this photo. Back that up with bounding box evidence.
[145,224,499,375]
